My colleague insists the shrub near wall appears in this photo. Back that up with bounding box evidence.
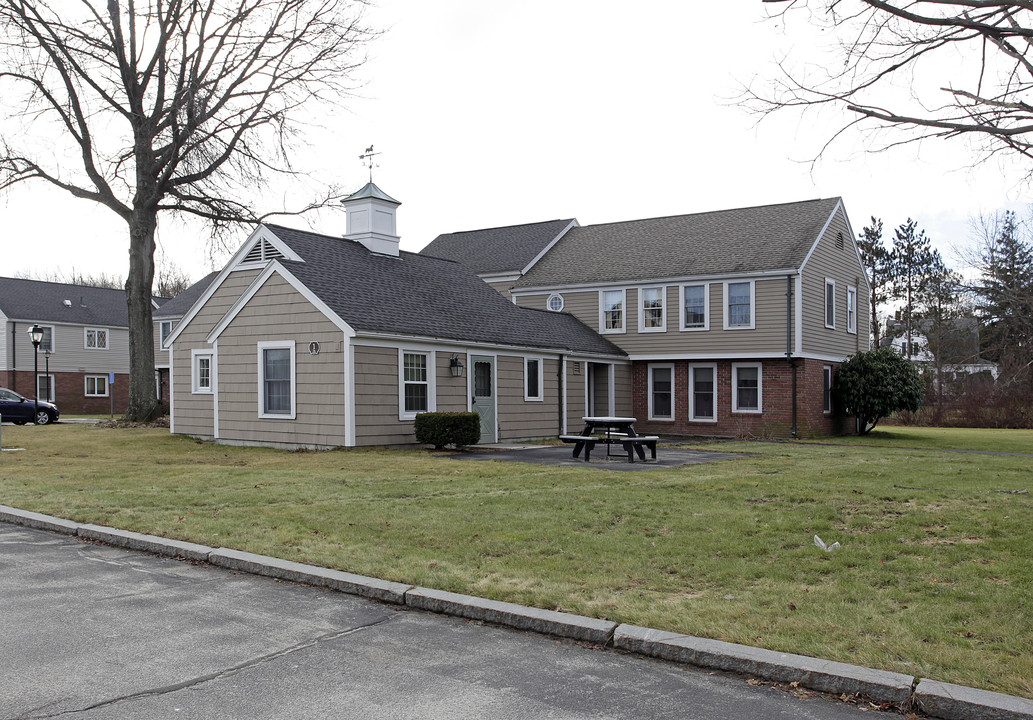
[414,412,480,449]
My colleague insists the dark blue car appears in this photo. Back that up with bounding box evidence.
[0,387,59,425]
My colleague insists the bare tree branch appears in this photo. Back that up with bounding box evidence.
[0,0,374,419]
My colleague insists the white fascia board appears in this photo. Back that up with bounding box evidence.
[520,219,580,275]
[838,199,872,294]
[628,351,852,363]
[512,269,800,297]
[165,224,306,346]
[206,261,355,343]
[798,203,839,274]
[233,224,305,269]
[478,272,522,283]
[350,331,627,362]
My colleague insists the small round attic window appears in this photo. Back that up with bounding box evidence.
[547,294,564,312]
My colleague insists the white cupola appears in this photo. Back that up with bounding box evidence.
[341,181,401,256]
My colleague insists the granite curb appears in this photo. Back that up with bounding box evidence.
[405,586,616,644]
[3,504,1032,720]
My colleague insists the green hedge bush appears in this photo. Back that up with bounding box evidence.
[414,412,481,449]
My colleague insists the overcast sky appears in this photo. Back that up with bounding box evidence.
[2,1,1029,286]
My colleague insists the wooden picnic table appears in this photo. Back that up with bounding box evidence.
[559,416,659,463]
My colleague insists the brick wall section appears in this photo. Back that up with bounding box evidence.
[632,358,854,439]
[5,370,130,415]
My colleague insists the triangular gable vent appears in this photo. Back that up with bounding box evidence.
[242,238,286,264]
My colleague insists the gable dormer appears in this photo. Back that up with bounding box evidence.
[341,182,401,257]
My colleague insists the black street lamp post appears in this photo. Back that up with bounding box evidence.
[28,324,44,423]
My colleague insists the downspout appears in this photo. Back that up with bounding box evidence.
[558,354,566,436]
[787,275,798,438]
[10,322,16,393]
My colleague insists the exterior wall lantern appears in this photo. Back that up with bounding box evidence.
[449,355,465,378]
[28,324,44,420]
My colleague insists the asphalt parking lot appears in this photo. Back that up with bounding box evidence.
[0,523,876,720]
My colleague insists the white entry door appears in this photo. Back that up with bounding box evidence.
[470,354,497,444]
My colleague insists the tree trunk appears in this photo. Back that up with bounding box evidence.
[124,208,160,422]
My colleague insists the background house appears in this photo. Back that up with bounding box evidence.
[0,277,164,414]
[425,198,871,438]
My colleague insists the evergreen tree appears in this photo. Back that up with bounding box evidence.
[857,217,891,347]
[974,211,1033,365]
[889,219,941,359]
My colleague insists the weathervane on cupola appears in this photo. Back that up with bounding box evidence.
[341,144,401,257]
[359,144,379,183]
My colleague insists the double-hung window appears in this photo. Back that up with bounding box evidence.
[37,326,54,353]
[258,341,295,418]
[825,279,836,329]
[192,350,214,394]
[37,374,55,402]
[85,375,108,397]
[680,284,708,331]
[399,350,435,420]
[160,321,174,348]
[689,363,717,422]
[725,281,754,329]
[84,327,108,350]
[823,365,833,413]
[524,357,543,401]
[600,289,625,333]
[846,286,857,334]
[648,364,674,420]
[732,363,762,413]
[639,287,666,332]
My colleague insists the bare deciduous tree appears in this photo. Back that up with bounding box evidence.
[0,0,372,420]
[748,2,1033,170]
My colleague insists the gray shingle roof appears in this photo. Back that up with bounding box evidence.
[514,198,843,288]
[420,219,576,275]
[154,271,220,319]
[263,225,624,357]
[0,276,131,327]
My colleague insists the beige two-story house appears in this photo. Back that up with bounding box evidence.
[425,198,871,438]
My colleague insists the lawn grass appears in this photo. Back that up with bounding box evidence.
[793,424,1033,454]
[2,423,1031,698]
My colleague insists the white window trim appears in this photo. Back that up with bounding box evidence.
[638,286,667,333]
[823,364,833,414]
[546,293,564,312]
[191,349,214,395]
[398,348,436,421]
[258,340,296,419]
[599,289,627,334]
[84,327,109,350]
[84,375,109,397]
[825,278,837,329]
[160,321,174,349]
[647,363,675,421]
[679,283,710,332]
[524,356,544,401]
[846,286,857,335]
[36,325,56,354]
[37,373,55,402]
[731,362,763,414]
[688,362,718,423]
[723,281,755,330]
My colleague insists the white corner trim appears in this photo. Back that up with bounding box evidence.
[345,339,356,447]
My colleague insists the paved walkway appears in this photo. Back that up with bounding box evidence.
[449,444,745,471]
[1,523,873,720]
